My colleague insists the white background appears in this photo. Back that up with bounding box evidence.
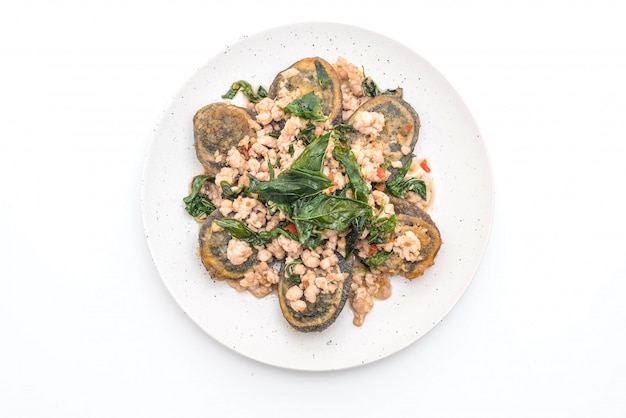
[1,0,625,416]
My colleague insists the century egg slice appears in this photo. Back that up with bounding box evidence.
[377,196,442,279]
[198,211,257,281]
[268,57,343,124]
[193,102,257,176]
[347,95,420,170]
[277,252,352,332]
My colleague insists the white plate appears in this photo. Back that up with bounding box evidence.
[141,22,493,371]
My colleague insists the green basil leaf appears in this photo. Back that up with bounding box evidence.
[184,175,210,203]
[290,132,330,172]
[183,175,216,217]
[332,143,369,203]
[296,122,317,145]
[222,80,267,103]
[257,85,268,99]
[248,133,332,204]
[283,92,327,122]
[314,59,330,89]
[363,250,393,268]
[368,215,397,245]
[334,184,350,198]
[266,155,275,181]
[291,220,322,248]
[386,155,427,199]
[331,123,356,139]
[400,178,427,199]
[213,218,267,246]
[184,195,216,218]
[362,74,402,98]
[220,181,247,199]
[248,168,333,204]
[389,154,413,186]
[285,260,303,285]
[269,201,294,218]
[214,218,296,247]
[293,217,316,246]
[362,76,381,97]
[293,193,372,231]
[345,215,367,256]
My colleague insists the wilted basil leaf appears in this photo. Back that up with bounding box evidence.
[183,175,216,217]
[345,215,367,256]
[386,155,427,199]
[368,215,396,245]
[249,132,333,204]
[332,143,369,203]
[363,250,393,268]
[290,132,330,172]
[314,59,331,89]
[362,75,402,98]
[296,122,317,145]
[293,193,372,232]
[331,123,355,139]
[213,218,294,247]
[248,168,333,204]
[285,260,303,285]
[222,80,267,103]
[283,92,327,122]
[220,181,246,199]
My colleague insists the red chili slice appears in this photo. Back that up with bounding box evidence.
[285,223,298,236]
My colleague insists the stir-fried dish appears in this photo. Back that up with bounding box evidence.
[184,56,442,332]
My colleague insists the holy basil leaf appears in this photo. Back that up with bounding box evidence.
[248,134,332,204]
[395,178,427,199]
[363,250,393,268]
[184,195,216,218]
[222,80,267,103]
[283,92,327,122]
[292,217,316,246]
[368,215,397,245]
[185,175,210,200]
[257,85,268,98]
[314,59,331,89]
[213,218,295,247]
[362,76,381,97]
[285,260,303,285]
[269,201,294,218]
[391,154,413,184]
[220,181,247,199]
[290,132,330,172]
[334,184,350,198]
[345,215,367,256]
[386,155,427,199]
[332,143,369,203]
[296,122,317,145]
[290,217,323,248]
[266,155,275,180]
[362,74,402,98]
[331,123,356,139]
[183,175,216,217]
[213,218,266,246]
[293,193,372,232]
[248,168,332,204]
